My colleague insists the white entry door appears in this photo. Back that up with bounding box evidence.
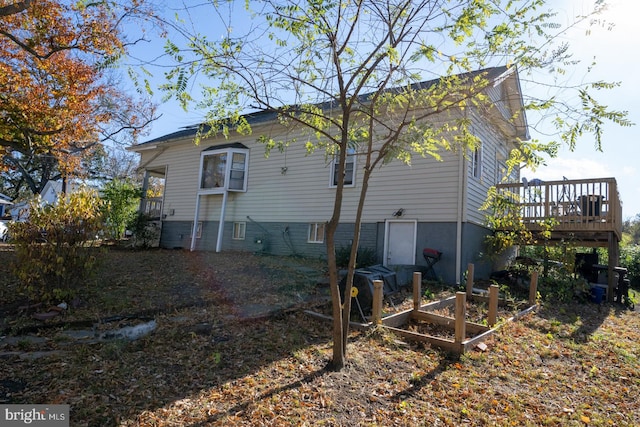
[384,220,417,266]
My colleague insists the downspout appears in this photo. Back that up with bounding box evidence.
[215,191,229,252]
[455,149,466,284]
[190,194,201,251]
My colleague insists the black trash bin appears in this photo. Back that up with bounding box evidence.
[366,264,399,294]
[579,195,603,217]
[338,265,398,314]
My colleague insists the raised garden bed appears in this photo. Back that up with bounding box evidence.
[307,264,539,354]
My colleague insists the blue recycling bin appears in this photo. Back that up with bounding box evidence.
[591,286,605,304]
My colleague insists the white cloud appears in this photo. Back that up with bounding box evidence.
[523,157,612,182]
[621,166,637,177]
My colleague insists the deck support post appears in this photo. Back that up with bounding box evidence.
[607,232,618,303]
[529,270,539,305]
[139,170,151,213]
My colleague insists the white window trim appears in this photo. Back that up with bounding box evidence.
[198,147,249,195]
[232,221,246,240]
[308,222,325,243]
[329,148,356,188]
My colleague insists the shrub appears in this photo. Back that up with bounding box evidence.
[9,188,105,303]
[335,245,378,268]
[101,179,141,240]
[126,212,160,249]
[538,273,590,303]
[620,244,640,289]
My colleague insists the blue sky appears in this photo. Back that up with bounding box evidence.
[521,0,640,219]
[136,0,639,218]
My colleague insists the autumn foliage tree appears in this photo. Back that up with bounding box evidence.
[0,0,155,197]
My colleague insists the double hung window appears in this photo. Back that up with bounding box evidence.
[471,145,483,179]
[330,148,356,187]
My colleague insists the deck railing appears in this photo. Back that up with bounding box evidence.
[494,177,622,240]
[140,197,163,219]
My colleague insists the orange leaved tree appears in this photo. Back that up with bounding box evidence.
[0,0,155,196]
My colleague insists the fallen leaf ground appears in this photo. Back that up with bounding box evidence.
[0,245,639,426]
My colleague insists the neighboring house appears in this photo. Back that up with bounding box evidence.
[129,66,529,284]
[10,180,82,221]
[0,193,11,242]
[0,193,11,218]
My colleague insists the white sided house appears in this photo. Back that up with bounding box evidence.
[9,180,84,221]
[129,66,529,284]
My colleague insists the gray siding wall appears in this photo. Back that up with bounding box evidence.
[161,220,378,259]
[160,219,494,285]
[465,109,517,226]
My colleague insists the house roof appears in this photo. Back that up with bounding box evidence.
[130,65,527,150]
[202,142,249,152]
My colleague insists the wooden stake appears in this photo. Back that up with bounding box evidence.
[529,270,539,305]
[413,271,422,313]
[466,263,474,296]
[488,284,499,326]
[455,292,466,344]
[372,280,384,325]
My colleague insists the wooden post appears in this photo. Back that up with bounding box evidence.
[413,272,422,313]
[455,291,466,344]
[607,232,618,303]
[488,284,499,327]
[372,280,384,325]
[466,263,474,296]
[529,270,539,305]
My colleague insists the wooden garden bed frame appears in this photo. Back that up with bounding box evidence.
[306,264,539,355]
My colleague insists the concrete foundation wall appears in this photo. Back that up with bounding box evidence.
[160,220,493,284]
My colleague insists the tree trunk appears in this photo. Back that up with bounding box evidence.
[326,140,349,370]
[341,164,372,354]
[326,221,345,370]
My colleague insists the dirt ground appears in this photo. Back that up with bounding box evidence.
[1,245,639,426]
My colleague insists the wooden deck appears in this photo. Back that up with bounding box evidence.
[495,177,622,245]
[495,177,623,302]
[140,197,163,220]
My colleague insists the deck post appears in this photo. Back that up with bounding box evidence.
[466,263,474,296]
[372,280,384,325]
[488,285,499,326]
[455,292,466,344]
[138,170,151,213]
[607,232,618,303]
[529,270,539,305]
[413,272,422,313]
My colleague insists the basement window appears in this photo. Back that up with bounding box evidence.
[308,222,325,243]
[233,222,246,240]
